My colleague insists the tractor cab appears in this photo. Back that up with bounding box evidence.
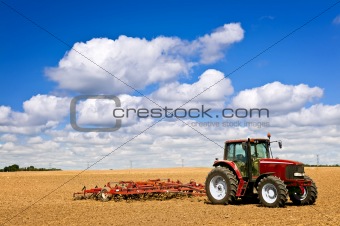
[224,137,272,180]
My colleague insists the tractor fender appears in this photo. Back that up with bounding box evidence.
[254,172,275,189]
[212,160,243,181]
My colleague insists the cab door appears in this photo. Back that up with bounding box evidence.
[250,143,267,179]
[227,143,249,178]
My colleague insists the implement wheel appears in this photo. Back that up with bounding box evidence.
[98,187,112,202]
[205,167,238,205]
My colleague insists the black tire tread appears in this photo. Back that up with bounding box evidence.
[205,167,238,204]
[257,176,288,208]
[308,175,318,205]
[289,175,318,205]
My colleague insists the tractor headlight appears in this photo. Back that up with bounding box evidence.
[293,172,305,177]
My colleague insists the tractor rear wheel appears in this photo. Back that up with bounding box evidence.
[289,175,318,205]
[257,176,288,207]
[205,167,238,205]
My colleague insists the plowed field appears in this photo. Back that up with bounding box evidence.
[0,167,339,225]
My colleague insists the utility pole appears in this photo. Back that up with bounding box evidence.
[316,155,319,167]
[181,159,184,168]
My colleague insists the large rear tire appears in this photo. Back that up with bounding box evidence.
[205,167,238,205]
[289,175,318,205]
[257,176,288,207]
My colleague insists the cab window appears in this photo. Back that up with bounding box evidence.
[227,143,246,163]
[256,144,267,158]
[250,143,268,158]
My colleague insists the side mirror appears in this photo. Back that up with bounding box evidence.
[242,142,247,151]
[278,141,282,149]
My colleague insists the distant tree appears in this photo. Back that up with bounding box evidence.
[3,164,20,172]
[12,164,19,171]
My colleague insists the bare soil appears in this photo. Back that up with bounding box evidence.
[0,167,339,225]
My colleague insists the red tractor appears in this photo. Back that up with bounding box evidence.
[205,133,318,207]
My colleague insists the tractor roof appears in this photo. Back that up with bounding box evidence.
[225,138,269,143]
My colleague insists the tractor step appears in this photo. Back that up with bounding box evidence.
[236,180,248,196]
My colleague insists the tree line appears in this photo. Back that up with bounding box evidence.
[304,164,339,167]
[0,164,61,172]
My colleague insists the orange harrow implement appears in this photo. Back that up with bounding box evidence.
[73,178,206,202]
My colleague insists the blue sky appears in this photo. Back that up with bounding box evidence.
[1,0,339,109]
[0,1,340,169]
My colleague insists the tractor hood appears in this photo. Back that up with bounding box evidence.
[260,158,303,165]
[259,158,305,180]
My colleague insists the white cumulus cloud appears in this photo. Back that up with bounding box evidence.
[150,69,233,109]
[0,134,17,142]
[2,21,340,169]
[231,81,323,115]
[46,23,244,95]
[0,106,11,124]
[271,104,340,127]
[196,23,244,64]
[0,95,70,135]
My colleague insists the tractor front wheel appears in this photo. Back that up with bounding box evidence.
[289,176,318,205]
[257,176,288,207]
[205,167,238,205]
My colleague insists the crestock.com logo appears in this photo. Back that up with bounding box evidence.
[112,105,269,119]
[70,95,269,132]
[70,95,121,132]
